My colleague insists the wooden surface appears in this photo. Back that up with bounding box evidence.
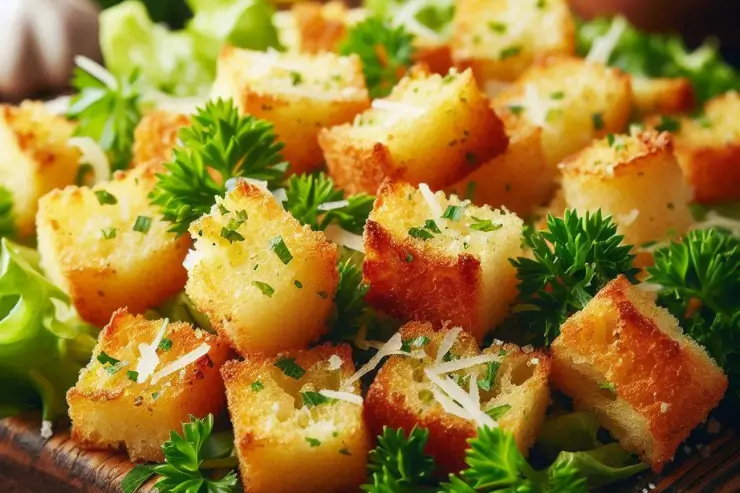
[1,415,739,492]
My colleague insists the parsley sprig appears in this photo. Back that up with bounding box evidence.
[442,426,588,493]
[150,98,288,235]
[121,414,239,493]
[647,228,740,400]
[510,210,638,345]
[362,427,436,492]
[67,61,142,172]
[327,260,370,342]
[284,173,374,235]
[339,18,415,98]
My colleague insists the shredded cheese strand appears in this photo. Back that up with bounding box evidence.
[343,332,403,389]
[425,368,495,428]
[429,386,471,420]
[324,224,365,253]
[431,354,501,375]
[586,16,628,65]
[435,326,462,363]
[75,55,117,90]
[319,389,363,405]
[150,343,211,385]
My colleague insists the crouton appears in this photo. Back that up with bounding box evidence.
[36,163,190,326]
[559,130,693,246]
[320,68,508,195]
[67,309,231,462]
[449,107,556,216]
[550,276,727,472]
[494,57,632,166]
[211,45,370,176]
[185,179,338,355]
[132,110,190,166]
[363,181,522,342]
[631,77,695,117]
[365,322,551,474]
[450,0,575,83]
[414,39,454,76]
[222,343,369,493]
[293,1,350,54]
[0,101,81,237]
[657,91,740,204]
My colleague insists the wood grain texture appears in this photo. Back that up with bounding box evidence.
[1,415,739,492]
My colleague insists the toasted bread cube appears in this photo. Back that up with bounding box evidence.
[36,163,190,326]
[67,309,231,462]
[559,130,693,246]
[0,101,81,237]
[660,91,740,204]
[449,107,556,216]
[494,57,632,166]
[320,68,508,195]
[365,322,550,473]
[185,179,338,355]
[212,45,370,176]
[450,0,575,84]
[551,276,727,472]
[293,1,350,54]
[222,344,370,493]
[132,110,191,167]
[363,181,522,342]
[631,77,695,117]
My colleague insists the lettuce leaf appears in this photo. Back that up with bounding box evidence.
[576,16,740,104]
[364,0,455,39]
[0,239,97,420]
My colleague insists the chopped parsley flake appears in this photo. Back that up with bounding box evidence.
[409,227,434,240]
[252,281,275,297]
[339,448,351,456]
[469,217,502,232]
[500,46,522,60]
[300,391,335,408]
[486,403,512,420]
[269,236,293,265]
[220,217,246,243]
[158,338,172,351]
[290,71,303,86]
[477,361,501,391]
[94,190,118,205]
[592,113,605,130]
[550,90,565,100]
[306,437,321,447]
[508,105,524,115]
[406,253,414,263]
[251,381,265,392]
[488,21,507,34]
[294,280,303,288]
[423,220,441,234]
[655,115,681,133]
[101,227,117,240]
[133,215,152,234]
[599,381,617,393]
[126,370,139,382]
[218,204,230,215]
[442,205,466,222]
[401,336,431,352]
[97,351,120,366]
[274,357,306,379]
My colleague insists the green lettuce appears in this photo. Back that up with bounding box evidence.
[0,187,14,239]
[0,239,97,420]
[576,16,740,104]
[99,0,280,97]
[364,0,455,38]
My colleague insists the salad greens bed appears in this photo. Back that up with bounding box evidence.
[1,1,740,492]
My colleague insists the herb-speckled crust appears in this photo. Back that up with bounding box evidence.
[364,322,551,475]
[559,130,694,246]
[212,44,370,177]
[132,110,191,167]
[67,309,231,462]
[362,180,522,342]
[185,179,338,356]
[319,67,508,195]
[36,162,191,326]
[551,276,728,472]
[221,343,370,493]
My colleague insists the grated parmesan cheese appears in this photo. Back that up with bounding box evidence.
[342,332,403,389]
[425,369,495,428]
[324,224,365,253]
[435,326,463,363]
[69,136,111,184]
[430,354,501,375]
[40,420,53,439]
[586,16,628,65]
[468,370,480,403]
[135,319,169,384]
[327,355,343,370]
[319,389,363,405]
[429,386,471,420]
[318,200,350,211]
[150,343,211,385]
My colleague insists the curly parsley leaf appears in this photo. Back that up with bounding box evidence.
[121,414,239,493]
[339,17,415,98]
[646,228,740,400]
[284,173,374,235]
[576,16,740,104]
[327,260,370,342]
[362,426,436,493]
[150,98,287,236]
[67,60,142,172]
[510,210,638,345]
[0,187,14,238]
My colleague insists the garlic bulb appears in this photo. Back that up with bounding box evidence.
[0,0,101,100]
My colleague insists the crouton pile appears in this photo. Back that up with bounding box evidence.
[3,1,736,492]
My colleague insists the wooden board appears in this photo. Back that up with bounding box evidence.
[1,415,739,492]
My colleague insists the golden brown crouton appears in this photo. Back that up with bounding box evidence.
[67,309,231,462]
[448,107,556,216]
[363,181,523,342]
[559,130,694,246]
[550,276,728,472]
[320,68,508,195]
[0,101,81,237]
[222,344,370,493]
[655,91,740,204]
[36,163,190,326]
[185,179,338,355]
[212,45,370,176]
[132,110,191,167]
[631,77,695,117]
[293,1,350,54]
[450,0,575,83]
[365,322,550,474]
[494,57,632,166]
